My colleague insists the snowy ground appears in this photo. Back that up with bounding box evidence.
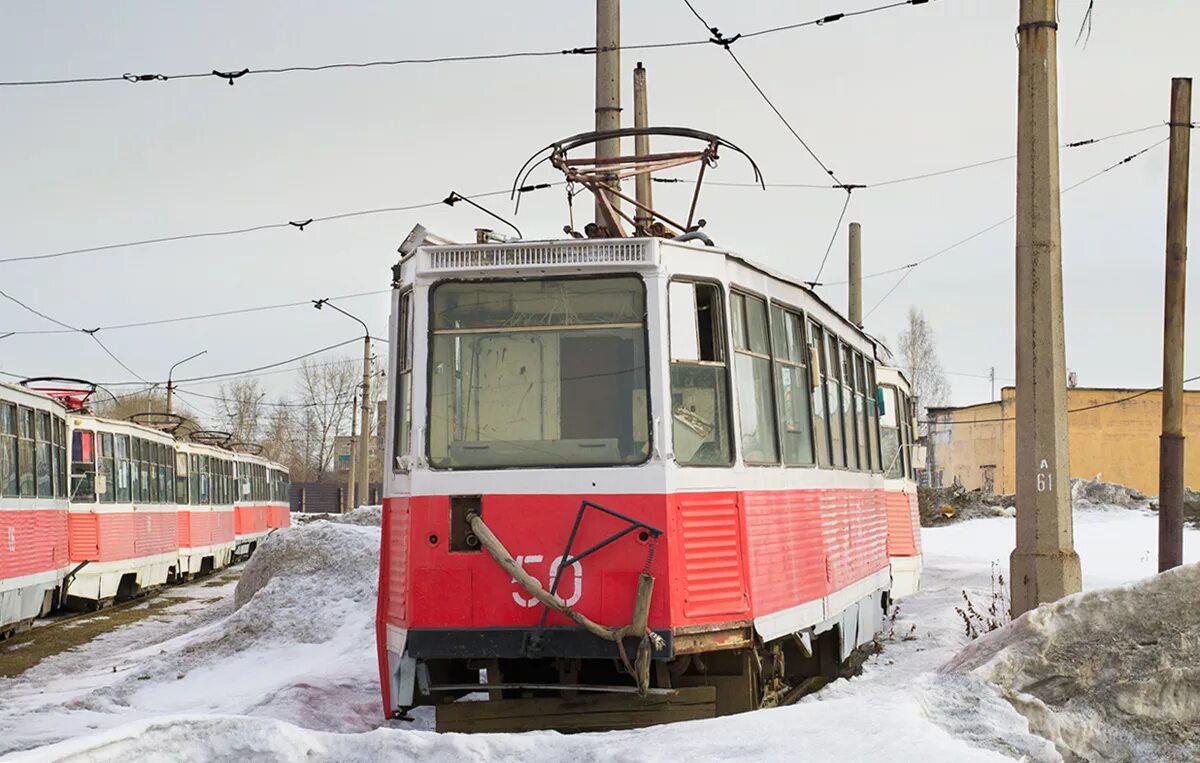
[2,505,1196,763]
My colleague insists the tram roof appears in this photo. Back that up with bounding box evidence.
[402,234,891,361]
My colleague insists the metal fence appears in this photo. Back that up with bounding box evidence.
[289,482,383,513]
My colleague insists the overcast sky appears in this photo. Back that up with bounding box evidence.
[1,0,1197,420]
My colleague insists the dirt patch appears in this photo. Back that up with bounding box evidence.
[0,598,183,678]
[918,485,1014,526]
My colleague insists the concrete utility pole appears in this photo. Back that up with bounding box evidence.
[358,340,372,508]
[848,222,863,327]
[595,0,621,227]
[1010,0,1081,617]
[346,388,357,514]
[633,61,652,234]
[1159,77,1192,572]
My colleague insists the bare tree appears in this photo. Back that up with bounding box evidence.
[260,398,308,479]
[897,307,951,414]
[92,387,204,437]
[216,378,264,444]
[295,357,358,480]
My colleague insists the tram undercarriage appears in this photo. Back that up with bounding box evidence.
[410,615,882,732]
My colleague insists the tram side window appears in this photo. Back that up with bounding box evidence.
[901,392,915,480]
[839,343,859,470]
[393,290,413,471]
[48,415,61,498]
[176,452,189,505]
[852,353,870,471]
[98,434,115,503]
[0,403,16,498]
[114,435,130,502]
[730,292,779,465]
[18,408,35,498]
[771,306,815,465]
[880,385,903,478]
[54,418,67,498]
[807,323,830,467]
[148,442,160,503]
[199,456,210,505]
[70,429,96,502]
[34,411,52,498]
[669,281,733,466]
[865,363,881,471]
[129,438,142,503]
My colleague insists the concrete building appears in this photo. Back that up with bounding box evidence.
[926,386,1200,495]
[333,434,383,480]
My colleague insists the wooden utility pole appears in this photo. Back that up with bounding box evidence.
[633,61,652,234]
[358,341,372,508]
[595,0,621,227]
[848,222,863,327]
[1010,0,1081,616]
[1159,77,1192,572]
[346,388,357,514]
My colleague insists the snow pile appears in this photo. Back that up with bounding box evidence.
[291,505,382,527]
[1070,476,1148,511]
[941,562,1200,762]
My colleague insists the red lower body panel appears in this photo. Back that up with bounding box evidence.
[234,505,268,537]
[884,490,921,557]
[0,508,68,579]
[68,510,179,563]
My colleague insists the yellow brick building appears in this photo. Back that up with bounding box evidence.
[925,387,1200,496]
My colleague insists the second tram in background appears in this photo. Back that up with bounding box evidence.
[0,379,292,636]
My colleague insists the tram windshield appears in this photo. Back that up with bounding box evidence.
[428,276,650,469]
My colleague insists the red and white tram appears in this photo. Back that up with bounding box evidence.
[232,453,289,557]
[876,366,923,598]
[65,415,181,605]
[175,440,238,577]
[378,235,922,727]
[0,382,69,637]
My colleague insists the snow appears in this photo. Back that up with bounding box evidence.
[3,504,1197,762]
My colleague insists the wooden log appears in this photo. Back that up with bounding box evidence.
[436,686,717,733]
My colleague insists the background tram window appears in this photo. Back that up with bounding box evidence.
[34,411,52,498]
[199,456,210,505]
[130,438,142,503]
[853,353,870,471]
[840,343,859,470]
[115,435,131,502]
[772,307,815,465]
[901,392,915,479]
[808,322,831,467]
[48,414,61,498]
[880,385,903,478]
[99,434,115,503]
[0,403,16,498]
[731,292,779,464]
[865,363,882,471]
[70,429,96,502]
[149,442,161,503]
[18,408,35,498]
[669,281,733,466]
[176,452,189,505]
[823,334,846,467]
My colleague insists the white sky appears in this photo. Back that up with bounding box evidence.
[1,0,1197,418]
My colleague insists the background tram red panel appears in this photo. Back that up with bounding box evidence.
[0,510,68,579]
[885,491,921,557]
[68,512,179,563]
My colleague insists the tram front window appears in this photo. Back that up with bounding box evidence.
[428,277,649,469]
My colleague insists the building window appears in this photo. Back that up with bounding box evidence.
[730,291,779,465]
[669,281,733,466]
[771,305,815,466]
